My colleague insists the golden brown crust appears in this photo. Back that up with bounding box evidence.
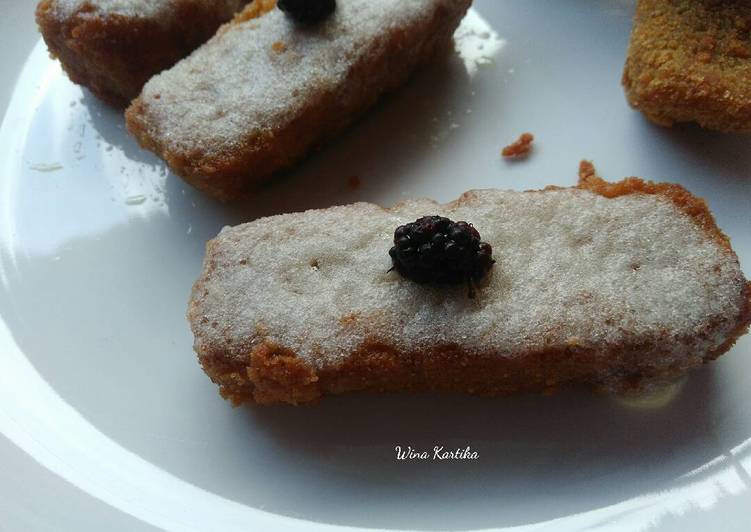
[193,171,751,405]
[622,0,751,132]
[125,0,470,201]
[36,0,249,107]
[202,317,748,405]
[247,343,321,404]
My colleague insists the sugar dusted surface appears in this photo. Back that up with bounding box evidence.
[52,0,174,18]
[51,0,243,20]
[191,188,747,369]
[138,0,461,156]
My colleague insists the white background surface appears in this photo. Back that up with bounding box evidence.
[1,1,750,531]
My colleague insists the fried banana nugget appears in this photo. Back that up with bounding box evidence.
[622,0,751,132]
[125,0,472,200]
[188,173,750,405]
[36,0,253,107]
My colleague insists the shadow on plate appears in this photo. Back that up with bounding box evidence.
[80,91,164,172]
[240,367,746,529]
[630,119,751,190]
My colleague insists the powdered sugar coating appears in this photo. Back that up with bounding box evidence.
[51,0,243,20]
[190,188,748,369]
[137,0,465,157]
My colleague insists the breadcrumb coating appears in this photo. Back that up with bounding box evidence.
[622,0,751,132]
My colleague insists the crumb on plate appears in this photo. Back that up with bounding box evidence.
[501,132,534,159]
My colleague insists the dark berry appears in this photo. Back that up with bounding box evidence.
[388,216,495,297]
[278,0,336,24]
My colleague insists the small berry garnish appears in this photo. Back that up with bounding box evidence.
[389,216,495,298]
[278,0,336,24]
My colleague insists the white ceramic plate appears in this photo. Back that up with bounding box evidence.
[1,1,750,531]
